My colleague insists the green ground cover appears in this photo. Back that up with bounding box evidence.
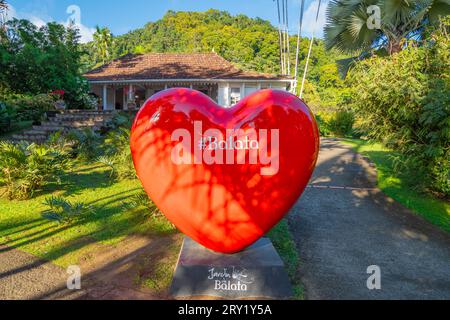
[342,139,450,233]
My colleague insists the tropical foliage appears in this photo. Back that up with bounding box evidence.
[0,19,92,109]
[324,0,450,54]
[42,196,93,224]
[97,117,136,181]
[65,128,102,161]
[347,18,450,195]
[0,141,68,199]
[83,10,346,75]
[92,26,114,65]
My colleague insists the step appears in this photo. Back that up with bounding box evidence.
[50,116,112,122]
[47,119,107,126]
[33,125,66,131]
[61,110,116,115]
[11,134,47,142]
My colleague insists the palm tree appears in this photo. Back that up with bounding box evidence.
[93,26,113,65]
[324,0,450,55]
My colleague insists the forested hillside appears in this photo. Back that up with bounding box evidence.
[82,10,348,110]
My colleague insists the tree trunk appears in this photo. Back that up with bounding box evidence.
[388,39,403,55]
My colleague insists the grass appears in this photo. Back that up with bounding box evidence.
[0,162,176,267]
[342,138,450,233]
[0,159,304,298]
[268,219,303,299]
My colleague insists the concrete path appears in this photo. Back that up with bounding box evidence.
[0,235,182,300]
[0,245,82,300]
[289,138,450,300]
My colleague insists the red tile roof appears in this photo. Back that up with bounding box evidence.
[84,53,291,82]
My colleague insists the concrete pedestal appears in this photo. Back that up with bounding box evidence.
[170,237,293,300]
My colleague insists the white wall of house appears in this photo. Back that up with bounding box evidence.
[217,82,289,108]
[91,81,291,110]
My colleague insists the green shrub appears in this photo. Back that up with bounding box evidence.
[2,93,55,123]
[0,142,68,200]
[327,110,355,137]
[104,112,133,131]
[98,127,136,180]
[347,18,450,195]
[65,128,103,161]
[315,111,355,137]
[0,102,12,133]
[125,190,162,218]
[42,196,93,224]
[315,112,332,136]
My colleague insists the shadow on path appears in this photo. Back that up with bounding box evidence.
[289,138,450,300]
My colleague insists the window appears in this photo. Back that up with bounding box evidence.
[230,87,241,105]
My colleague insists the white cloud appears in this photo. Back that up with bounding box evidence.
[5,5,95,43]
[298,0,329,38]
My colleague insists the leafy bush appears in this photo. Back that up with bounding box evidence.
[0,102,12,133]
[125,190,162,218]
[98,127,136,180]
[315,111,355,137]
[1,93,55,124]
[0,19,91,110]
[347,18,450,195]
[328,110,355,137]
[315,112,332,136]
[42,196,93,224]
[46,131,75,157]
[102,112,134,133]
[65,128,103,161]
[0,141,68,199]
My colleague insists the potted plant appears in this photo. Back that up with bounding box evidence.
[51,90,66,112]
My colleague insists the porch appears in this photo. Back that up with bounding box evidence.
[90,80,292,111]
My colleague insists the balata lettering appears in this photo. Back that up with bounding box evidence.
[215,280,248,291]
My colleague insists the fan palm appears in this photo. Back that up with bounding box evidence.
[93,26,113,64]
[324,0,450,54]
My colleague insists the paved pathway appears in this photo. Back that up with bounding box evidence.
[289,138,450,300]
[0,235,181,300]
[0,245,81,300]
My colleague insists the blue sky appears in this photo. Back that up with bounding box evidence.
[7,0,329,43]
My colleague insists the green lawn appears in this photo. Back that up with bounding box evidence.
[0,161,303,298]
[342,139,450,233]
[268,220,303,299]
[0,163,176,267]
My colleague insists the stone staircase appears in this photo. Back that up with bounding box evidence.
[10,110,117,143]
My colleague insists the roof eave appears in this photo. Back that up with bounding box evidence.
[85,78,294,84]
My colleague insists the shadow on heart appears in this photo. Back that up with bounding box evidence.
[130,89,319,253]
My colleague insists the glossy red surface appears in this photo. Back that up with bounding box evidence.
[130,88,319,253]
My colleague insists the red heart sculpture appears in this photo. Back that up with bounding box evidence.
[130,88,319,253]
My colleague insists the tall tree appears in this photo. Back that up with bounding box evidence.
[324,0,450,54]
[93,26,113,65]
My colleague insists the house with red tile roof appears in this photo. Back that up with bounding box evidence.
[84,52,294,110]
